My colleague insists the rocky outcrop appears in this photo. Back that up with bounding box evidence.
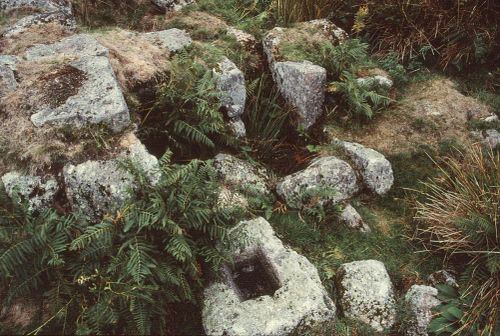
[202,217,336,336]
[22,34,130,132]
[214,153,270,195]
[263,20,346,130]
[1,0,75,37]
[1,172,58,211]
[402,285,441,336]
[63,134,160,221]
[340,204,371,233]
[276,156,358,208]
[338,141,394,195]
[213,57,246,137]
[142,28,192,53]
[357,74,393,91]
[336,259,397,332]
[151,0,195,11]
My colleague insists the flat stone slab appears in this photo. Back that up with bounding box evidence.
[214,154,270,195]
[336,259,397,332]
[23,34,130,132]
[202,217,336,336]
[142,28,192,53]
[276,156,358,208]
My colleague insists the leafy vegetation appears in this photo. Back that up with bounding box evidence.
[0,154,242,334]
[414,145,499,335]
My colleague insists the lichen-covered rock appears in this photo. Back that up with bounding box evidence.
[23,34,130,132]
[151,0,195,11]
[63,134,159,220]
[402,285,441,336]
[276,156,358,208]
[228,118,246,138]
[214,154,269,195]
[202,217,336,336]
[2,9,76,37]
[214,57,246,119]
[0,0,69,12]
[357,75,393,91]
[427,270,458,288]
[340,204,371,233]
[474,129,500,148]
[339,141,394,195]
[142,28,192,53]
[1,172,58,211]
[0,57,18,96]
[213,57,247,137]
[227,27,257,50]
[336,259,397,332]
[272,61,326,129]
[262,20,345,129]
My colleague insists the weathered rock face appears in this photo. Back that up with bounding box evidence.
[474,129,500,148]
[1,172,58,211]
[276,156,358,208]
[336,259,397,332]
[357,75,393,91]
[273,61,326,129]
[214,154,270,195]
[213,57,247,137]
[402,285,441,336]
[227,27,257,50]
[142,28,192,53]
[203,217,336,336]
[427,270,458,288]
[339,141,394,195]
[22,34,130,132]
[1,0,75,37]
[63,134,160,220]
[150,0,195,11]
[340,204,371,233]
[0,56,18,96]
[262,20,345,130]
[1,0,68,12]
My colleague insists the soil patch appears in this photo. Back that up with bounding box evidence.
[37,64,87,108]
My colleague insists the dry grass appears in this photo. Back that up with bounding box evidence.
[272,0,345,24]
[0,22,72,55]
[325,78,492,155]
[95,29,170,91]
[414,144,499,335]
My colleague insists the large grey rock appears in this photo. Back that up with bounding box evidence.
[203,217,336,336]
[336,260,397,332]
[1,172,58,211]
[0,62,17,96]
[276,156,358,208]
[402,285,441,336]
[262,20,346,130]
[272,61,326,129]
[151,0,195,11]
[24,34,130,132]
[63,134,159,220]
[339,141,394,195]
[142,28,192,53]
[340,204,371,233]
[213,57,247,138]
[479,129,500,148]
[214,154,269,195]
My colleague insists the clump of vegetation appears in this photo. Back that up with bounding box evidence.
[0,153,242,334]
[414,145,499,335]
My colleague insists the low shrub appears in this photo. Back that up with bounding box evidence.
[414,145,499,335]
[0,154,242,334]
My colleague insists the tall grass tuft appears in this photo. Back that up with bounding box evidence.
[414,145,499,335]
[272,0,345,24]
